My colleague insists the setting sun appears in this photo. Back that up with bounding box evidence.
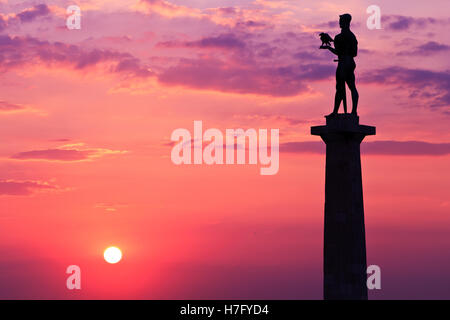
[104,247,122,264]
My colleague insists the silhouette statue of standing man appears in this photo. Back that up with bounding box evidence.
[320,14,359,116]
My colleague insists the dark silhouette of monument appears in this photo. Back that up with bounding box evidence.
[320,13,359,116]
[313,14,375,300]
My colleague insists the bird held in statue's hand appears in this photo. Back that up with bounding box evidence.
[319,32,333,48]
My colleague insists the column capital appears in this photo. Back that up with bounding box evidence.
[311,114,376,136]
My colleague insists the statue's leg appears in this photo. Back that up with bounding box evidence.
[334,81,345,113]
[343,85,348,114]
[346,66,358,115]
[334,66,345,114]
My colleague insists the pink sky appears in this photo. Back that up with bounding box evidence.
[0,0,449,299]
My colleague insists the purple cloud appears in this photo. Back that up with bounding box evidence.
[155,29,332,96]
[0,35,152,78]
[0,16,7,32]
[158,33,246,50]
[362,141,450,156]
[281,141,450,156]
[0,4,51,31]
[192,33,246,49]
[398,41,450,56]
[360,67,450,109]
[235,20,268,29]
[217,7,236,15]
[382,15,441,31]
[16,4,50,23]
[314,20,361,31]
[154,28,330,96]
[158,58,334,96]
[293,51,322,61]
[280,141,325,154]
[315,20,339,30]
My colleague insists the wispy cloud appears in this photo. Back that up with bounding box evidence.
[397,41,450,56]
[94,202,128,212]
[11,143,127,162]
[0,179,60,196]
[157,33,246,50]
[382,15,443,31]
[0,101,25,111]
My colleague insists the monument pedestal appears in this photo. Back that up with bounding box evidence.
[311,114,375,300]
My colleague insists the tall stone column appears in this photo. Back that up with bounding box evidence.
[311,114,375,300]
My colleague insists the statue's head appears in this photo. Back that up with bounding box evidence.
[339,13,352,29]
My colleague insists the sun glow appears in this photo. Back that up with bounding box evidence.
[104,246,122,264]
